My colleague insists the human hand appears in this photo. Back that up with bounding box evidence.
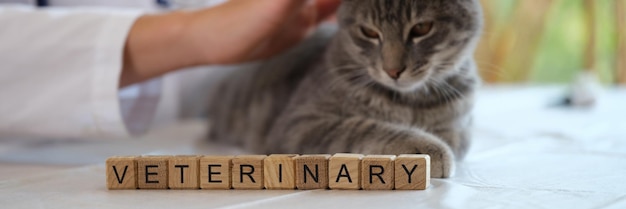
[122,0,340,87]
[185,0,341,64]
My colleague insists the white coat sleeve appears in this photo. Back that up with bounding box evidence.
[0,5,150,139]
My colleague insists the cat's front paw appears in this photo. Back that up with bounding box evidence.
[378,135,456,178]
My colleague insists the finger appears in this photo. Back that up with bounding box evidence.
[230,0,310,18]
[251,12,314,60]
[242,0,327,61]
[315,0,341,23]
[215,0,310,59]
[250,30,306,61]
[226,0,310,29]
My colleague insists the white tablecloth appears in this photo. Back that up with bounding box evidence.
[1,86,625,209]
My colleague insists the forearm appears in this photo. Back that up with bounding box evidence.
[120,0,340,87]
[121,11,198,87]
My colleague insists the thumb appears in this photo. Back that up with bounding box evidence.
[229,0,310,19]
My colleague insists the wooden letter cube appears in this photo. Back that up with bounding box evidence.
[168,156,200,189]
[295,155,331,190]
[361,155,395,190]
[264,154,298,190]
[106,156,138,190]
[137,156,169,189]
[232,155,266,189]
[395,154,430,190]
[200,156,233,189]
[329,154,363,190]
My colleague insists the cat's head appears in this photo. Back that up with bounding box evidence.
[333,0,483,92]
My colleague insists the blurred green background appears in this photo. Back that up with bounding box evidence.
[476,0,625,84]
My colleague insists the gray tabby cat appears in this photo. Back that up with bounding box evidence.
[207,0,483,178]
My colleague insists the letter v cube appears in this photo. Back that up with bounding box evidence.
[106,156,138,190]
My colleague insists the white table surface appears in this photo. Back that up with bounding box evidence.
[1,86,625,209]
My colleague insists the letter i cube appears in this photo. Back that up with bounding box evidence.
[264,154,298,190]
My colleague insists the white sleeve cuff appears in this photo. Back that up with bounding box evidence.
[119,79,162,136]
[91,9,145,138]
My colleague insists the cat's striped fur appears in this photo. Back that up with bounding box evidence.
[207,0,483,178]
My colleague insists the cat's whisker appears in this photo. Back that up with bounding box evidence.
[438,84,454,105]
[438,78,466,102]
[429,78,455,105]
[392,91,399,103]
[442,82,464,100]
[426,78,446,103]
[472,59,509,78]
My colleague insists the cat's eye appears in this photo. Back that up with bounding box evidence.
[410,21,434,38]
[360,26,380,40]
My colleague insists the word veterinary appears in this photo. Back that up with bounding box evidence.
[106,154,430,190]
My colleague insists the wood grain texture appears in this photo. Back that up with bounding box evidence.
[106,156,138,190]
[231,155,266,189]
[328,154,363,190]
[137,156,169,189]
[168,156,200,189]
[200,156,233,189]
[295,155,331,190]
[394,154,430,190]
[264,154,298,190]
[361,155,395,190]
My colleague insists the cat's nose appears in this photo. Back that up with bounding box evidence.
[384,68,406,80]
